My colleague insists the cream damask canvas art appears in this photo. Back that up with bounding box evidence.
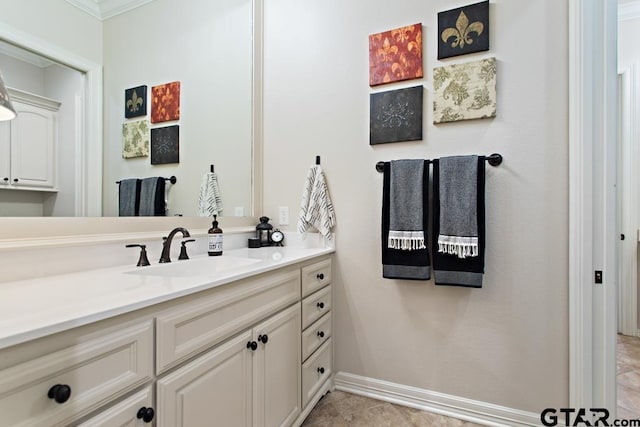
[433,57,496,124]
[122,120,150,158]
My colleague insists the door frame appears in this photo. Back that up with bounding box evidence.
[0,22,102,216]
[569,0,618,411]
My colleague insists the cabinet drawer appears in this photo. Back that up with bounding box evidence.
[301,258,331,297]
[301,285,331,330]
[78,386,153,426]
[0,320,153,427]
[302,313,331,362]
[156,268,300,374]
[301,338,332,408]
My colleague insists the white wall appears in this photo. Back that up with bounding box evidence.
[618,16,640,330]
[102,0,253,217]
[262,0,568,413]
[0,0,102,65]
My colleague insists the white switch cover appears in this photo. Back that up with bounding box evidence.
[234,207,245,216]
[278,206,289,225]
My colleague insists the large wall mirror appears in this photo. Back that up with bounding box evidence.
[0,0,261,228]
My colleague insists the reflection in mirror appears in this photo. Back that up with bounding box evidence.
[0,0,254,218]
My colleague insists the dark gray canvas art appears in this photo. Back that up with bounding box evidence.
[370,86,423,145]
[151,125,179,164]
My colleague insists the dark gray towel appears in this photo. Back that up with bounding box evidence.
[118,178,141,216]
[139,177,166,216]
[432,156,485,288]
[437,155,479,258]
[388,159,426,250]
[382,160,430,280]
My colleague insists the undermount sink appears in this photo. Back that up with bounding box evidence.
[126,256,262,278]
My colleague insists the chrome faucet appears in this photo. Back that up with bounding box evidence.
[159,227,191,263]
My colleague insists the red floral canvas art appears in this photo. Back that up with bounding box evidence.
[151,81,180,123]
[369,23,423,86]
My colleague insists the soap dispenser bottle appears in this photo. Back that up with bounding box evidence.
[208,215,223,256]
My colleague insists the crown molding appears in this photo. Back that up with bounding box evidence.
[65,0,154,20]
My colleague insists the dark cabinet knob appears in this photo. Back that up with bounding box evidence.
[317,367,325,374]
[47,384,71,404]
[317,331,325,338]
[13,178,18,183]
[137,407,155,423]
[258,334,269,344]
[2,177,7,182]
[317,273,324,280]
[317,302,325,309]
[247,341,258,351]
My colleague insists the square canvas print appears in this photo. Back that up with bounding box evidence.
[125,85,147,118]
[433,57,496,124]
[151,125,180,164]
[370,85,423,145]
[369,23,423,86]
[122,120,150,158]
[151,81,181,123]
[438,1,489,59]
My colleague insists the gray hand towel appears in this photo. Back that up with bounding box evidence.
[388,159,426,250]
[437,155,479,258]
[139,177,166,216]
[118,178,141,216]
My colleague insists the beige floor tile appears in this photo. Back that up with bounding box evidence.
[618,370,640,389]
[618,384,640,412]
[393,404,484,427]
[341,402,412,427]
[331,392,387,417]
[301,401,348,427]
[617,405,640,422]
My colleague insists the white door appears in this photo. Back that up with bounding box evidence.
[253,303,301,427]
[156,330,253,427]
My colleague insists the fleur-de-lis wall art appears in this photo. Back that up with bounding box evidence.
[438,1,489,60]
[124,85,147,118]
[369,23,423,86]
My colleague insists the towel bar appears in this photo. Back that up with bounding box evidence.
[117,176,177,184]
[375,153,502,173]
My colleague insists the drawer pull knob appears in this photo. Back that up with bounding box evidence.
[47,384,71,404]
[137,407,155,423]
[317,302,325,309]
[317,367,325,374]
[317,331,325,338]
[2,177,7,182]
[247,340,258,351]
[317,273,325,280]
[258,334,269,344]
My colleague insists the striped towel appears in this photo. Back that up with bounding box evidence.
[297,165,335,239]
[197,172,223,217]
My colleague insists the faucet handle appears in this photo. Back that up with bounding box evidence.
[179,239,196,260]
[126,244,151,267]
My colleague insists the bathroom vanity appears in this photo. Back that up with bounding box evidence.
[0,243,333,427]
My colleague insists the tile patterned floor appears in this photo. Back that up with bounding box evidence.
[301,336,640,426]
[301,390,483,427]
[617,334,640,420]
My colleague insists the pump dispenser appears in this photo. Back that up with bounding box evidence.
[208,215,223,256]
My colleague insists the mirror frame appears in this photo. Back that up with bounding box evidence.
[0,0,263,246]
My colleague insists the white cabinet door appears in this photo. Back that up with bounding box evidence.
[0,121,10,187]
[253,303,301,427]
[10,101,56,189]
[156,330,253,427]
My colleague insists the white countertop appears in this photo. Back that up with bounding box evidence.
[0,245,334,350]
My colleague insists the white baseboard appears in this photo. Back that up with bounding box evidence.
[334,372,540,427]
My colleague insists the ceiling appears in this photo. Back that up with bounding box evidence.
[64,0,154,20]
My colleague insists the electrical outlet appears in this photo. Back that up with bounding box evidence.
[234,207,244,217]
[278,206,289,225]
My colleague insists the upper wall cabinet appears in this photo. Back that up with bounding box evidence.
[0,89,60,192]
